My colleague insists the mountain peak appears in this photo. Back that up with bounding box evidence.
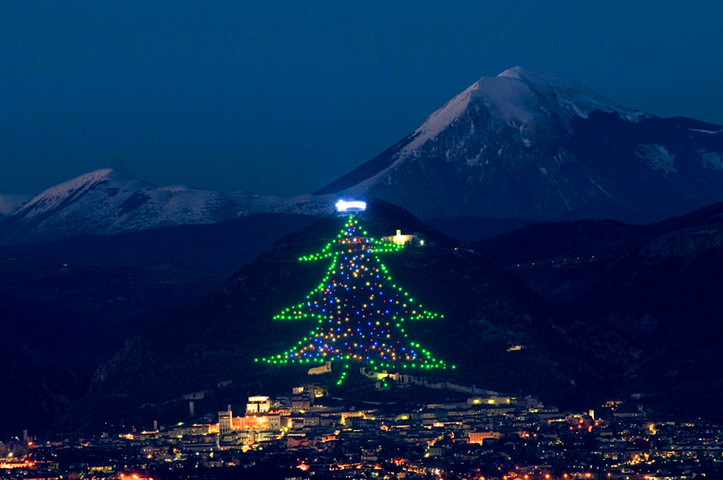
[22,168,144,204]
[496,65,532,79]
[431,67,646,137]
[0,168,332,245]
[11,168,150,225]
[392,67,643,163]
[316,67,655,199]
[496,65,565,84]
[63,168,138,185]
[316,68,723,223]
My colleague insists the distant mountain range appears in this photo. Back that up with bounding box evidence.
[2,67,723,250]
[0,168,332,245]
[0,169,329,270]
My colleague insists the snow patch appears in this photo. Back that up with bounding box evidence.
[699,151,723,170]
[636,144,677,175]
[587,176,614,199]
[557,189,571,210]
[690,128,722,134]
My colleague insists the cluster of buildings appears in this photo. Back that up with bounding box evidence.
[3,382,723,480]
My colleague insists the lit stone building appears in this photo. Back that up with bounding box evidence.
[381,229,423,246]
[217,396,284,443]
[246,396,271,414]
[469,431,503,444]
[218,409,233,434]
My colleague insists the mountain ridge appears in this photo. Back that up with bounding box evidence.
[317,67,723,223]
[0,168,333,245]
[3,67,723,247]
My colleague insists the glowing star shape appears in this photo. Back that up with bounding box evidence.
[335,199,367,212]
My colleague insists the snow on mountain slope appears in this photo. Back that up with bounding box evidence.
[4,67,723,243]
[401,66,645,158]
[319,67,723,223]
[1,169,332,244]
[495,67,646,122]
[15,169,148,221]
[9,169,236,237]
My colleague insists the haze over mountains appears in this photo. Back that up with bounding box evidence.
[2,67,723,250]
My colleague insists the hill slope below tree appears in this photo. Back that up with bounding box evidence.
[58,201,723,433]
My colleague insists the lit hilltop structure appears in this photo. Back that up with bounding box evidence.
[257,200,450,382]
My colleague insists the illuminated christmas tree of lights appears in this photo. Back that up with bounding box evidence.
[256,215,451,381]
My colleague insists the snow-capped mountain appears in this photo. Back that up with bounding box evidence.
[317,67,723,223]
[3,67,723,245]
[0,169,332,244]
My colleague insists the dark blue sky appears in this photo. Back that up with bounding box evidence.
[2,1,721,196]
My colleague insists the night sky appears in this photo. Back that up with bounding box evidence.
[2,1,721,196]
